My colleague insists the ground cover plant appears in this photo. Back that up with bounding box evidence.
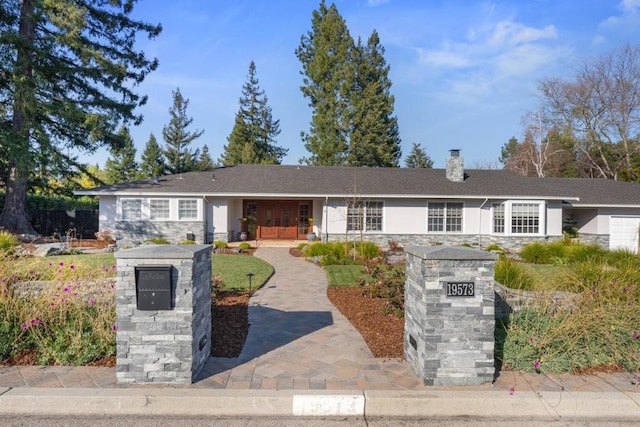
[497,240,640,374]
[0,250,117,364]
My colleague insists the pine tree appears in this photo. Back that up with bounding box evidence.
[348,30,401,167]
[196,144,215,171]
[139,133,166,179]
[0,0,160,233]
[162,88,204,175]
[296,1,354,165]
[404,143,433,168]
[221,61,286,165]
[105,127,138,184]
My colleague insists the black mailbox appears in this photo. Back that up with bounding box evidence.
[135,265,173,310]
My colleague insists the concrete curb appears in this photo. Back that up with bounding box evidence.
[1,388,640,420]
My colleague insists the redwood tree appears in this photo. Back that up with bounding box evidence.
[0,0,161,234]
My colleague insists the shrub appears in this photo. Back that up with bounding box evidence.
[304,241,381,265]
[494,258,534,290]
[519,241,550,264]
[147,237,170,245]
[179,239,196,245]
[387,240,403,252]
[238,242,251,250]
[0,230,19,250]
[547,239,570,259]
[564,243,607,264]
[94,229,115,244]
[356,241,381,258]
[358,257,405,317]
[485,243,503,253]
[213,240,228,249]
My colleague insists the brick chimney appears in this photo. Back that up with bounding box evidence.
[446,149,464,182]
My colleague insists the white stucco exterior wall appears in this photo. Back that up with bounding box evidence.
[546,201,563,236]
[209,198,228,237]
[99,196,117,231]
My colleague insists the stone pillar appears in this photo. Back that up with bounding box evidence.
[404,246,497,386]
[115,244,212,384]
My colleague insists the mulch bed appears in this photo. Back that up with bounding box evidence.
[211,290,253,357]
[327,287,404,358]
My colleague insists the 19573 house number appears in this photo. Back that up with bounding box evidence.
[445,281,475,297]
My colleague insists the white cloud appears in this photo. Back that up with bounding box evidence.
[620,0,640,13]
[417,47,471,68]
[488,21,557,47]
[410,17,568,109]
[598,0,640,36]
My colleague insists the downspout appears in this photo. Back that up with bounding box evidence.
[324,196,329,242]
[478,198,489,248]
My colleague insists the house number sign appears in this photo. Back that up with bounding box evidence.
[444,281,475,297]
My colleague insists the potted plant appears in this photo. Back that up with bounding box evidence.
[239,217,248,241]
[306,217,316,241]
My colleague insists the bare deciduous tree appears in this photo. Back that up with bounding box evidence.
[538,44,640,180]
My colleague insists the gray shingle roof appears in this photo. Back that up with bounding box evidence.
[76,164,640,206]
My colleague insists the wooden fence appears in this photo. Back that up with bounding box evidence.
[29,210,99,238]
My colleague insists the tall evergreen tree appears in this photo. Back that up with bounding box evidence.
[348,31,401,167]
[139,133,166,179]
[105,127,138,184]
[196,144,215,171]
[162,88,204,174]
[221,61,286,165]
[296,1,354,165]
[404,143,433,168]
[0,0,161,233]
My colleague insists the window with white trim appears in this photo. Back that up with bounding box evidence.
[150,199,170,220]
[511,203,539,234]
[492,201,544,235]
[178,200,198,220]
[347,201,383,232]
[121,199,142,221]
[427,202,463,233]
[493,203,505,234]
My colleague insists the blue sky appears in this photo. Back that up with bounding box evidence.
[86,0,640,169]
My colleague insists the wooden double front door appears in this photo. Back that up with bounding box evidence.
[243,201,312,240]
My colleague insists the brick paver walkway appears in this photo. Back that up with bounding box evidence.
[193,247,423,390]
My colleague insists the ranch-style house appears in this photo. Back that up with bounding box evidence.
[76,150,640,253]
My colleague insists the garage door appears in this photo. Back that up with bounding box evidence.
[609,216,640,253]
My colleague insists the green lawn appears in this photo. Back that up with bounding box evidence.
[212,254,273,290]
[323,264,367,287]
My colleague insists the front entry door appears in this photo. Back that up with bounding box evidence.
[258,202,298,239]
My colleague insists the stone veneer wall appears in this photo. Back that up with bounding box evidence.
[115,221,205,246]
[404,246,497,386]
[115,244,212,384]
[576,233,609,248]
[326,233,565,251]
[494,282,579,318]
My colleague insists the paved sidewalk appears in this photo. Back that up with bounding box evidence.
[1,247,640,419]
